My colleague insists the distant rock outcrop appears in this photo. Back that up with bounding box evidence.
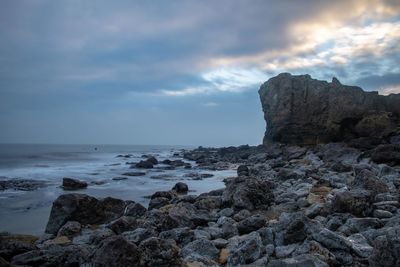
[259,73,400,145]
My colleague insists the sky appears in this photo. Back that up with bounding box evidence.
[0,0,400,146]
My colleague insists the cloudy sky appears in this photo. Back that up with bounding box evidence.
[1,0,399,146]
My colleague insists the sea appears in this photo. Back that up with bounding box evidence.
[0,144,236,235]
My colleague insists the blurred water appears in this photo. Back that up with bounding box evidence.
[0,144,236,234]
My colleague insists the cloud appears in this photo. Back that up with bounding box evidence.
[1,0,400,145]
[380,85,400,95]
[161,67,267,96]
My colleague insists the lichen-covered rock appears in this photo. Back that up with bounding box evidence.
[259,73,400,145]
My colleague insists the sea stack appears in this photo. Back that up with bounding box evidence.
[259,73,400,145]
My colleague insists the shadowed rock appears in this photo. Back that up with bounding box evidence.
[259,73,400,145]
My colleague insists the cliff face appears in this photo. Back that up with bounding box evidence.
[259,73,400,145]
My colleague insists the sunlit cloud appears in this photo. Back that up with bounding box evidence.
[161,67,267,96]
[380,85,400,95]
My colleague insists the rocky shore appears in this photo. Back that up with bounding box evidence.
[1,73,400,266]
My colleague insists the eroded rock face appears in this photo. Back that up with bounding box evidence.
[259,73,400,145]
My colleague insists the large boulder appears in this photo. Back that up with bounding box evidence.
[45,194,129,234]
[91,236,140,267]
[222,176,274,210]
[259,73,400,145]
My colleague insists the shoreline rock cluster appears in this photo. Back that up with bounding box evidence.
[2,141,399,266]
[1,73,400,266]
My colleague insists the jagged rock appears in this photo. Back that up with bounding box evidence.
[139,237,182,267]
[352,169,389,195]
[346,233,373,258]
[72,227,115,246]
[181,239,219,263]
[222,176,274,210]
[168,202,211,228]
[142,209,179,232]
[275,244,298,258]
[369,226,400,267]
[194,196,222,210]
[233,209,251,221]
[107,216,138,234]
[45,194,128,234]
[159,227,194,246]
[218,217,239,239]
[57,221,81,238]
[312,228,351,251]
[62,177,87,190]
[259,73,400,145]
[331,189,373,217]
[227,231,263,266]
[124,202,147,218]
[237,215,266,235]
[283,216,307,245]
[91,236,140,267]
[148,197,170,210]
[338,217,382,236]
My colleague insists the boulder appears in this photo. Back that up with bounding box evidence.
[237,165,249,176]
[352,169,389,195]
[312,228,351,251]
[227,231,263,266]
[168,202,211,228]
[135,160,154,169]
[62,178,87,190]
[139,237,182,267]
[122,228,156,244]
[124,202,147,218]
[57,221,81,238]
[369,226,400,267]
[172,182,189,194]
[259,73,400,145]
[222,176,274,210]
[45,194,128,234]
[158,227,194,246]
[181,239,219,263]
[331,189,373,217]
[371,144,400,166]
[237,215,266,234]
[91,236,140,267]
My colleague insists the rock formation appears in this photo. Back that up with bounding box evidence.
[259,73,400,145]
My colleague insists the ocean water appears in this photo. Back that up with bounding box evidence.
[0,144,236,235]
